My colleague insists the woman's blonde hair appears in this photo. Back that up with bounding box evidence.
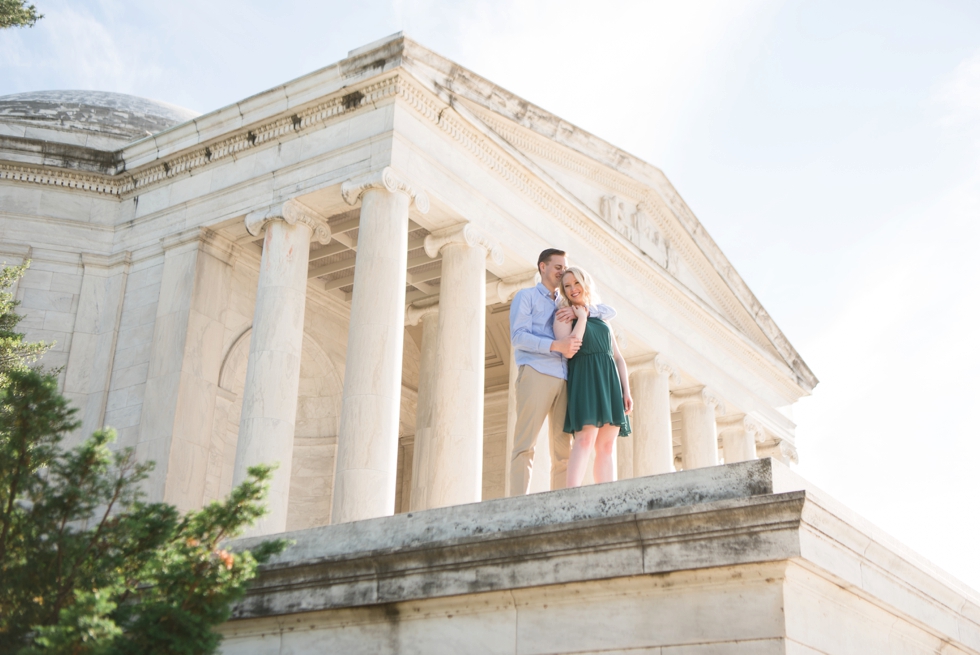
[558,266,601,308]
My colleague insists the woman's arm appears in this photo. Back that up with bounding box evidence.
[554,310,574,340]
[571,306,589,343]
[555,306,589,357]
[608,324,633,414]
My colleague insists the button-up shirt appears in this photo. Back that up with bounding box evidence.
[509,283,617,380]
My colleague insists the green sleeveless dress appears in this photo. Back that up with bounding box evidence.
[563,317,631,437]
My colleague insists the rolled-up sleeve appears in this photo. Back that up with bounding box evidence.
[510,292,552,354]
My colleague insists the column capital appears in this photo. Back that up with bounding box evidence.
[489,271,537,304]
[629,353,681,384]
[758,438,799,464]
[670,385,725,414]
[245,199,332,245]
[405,298,440,326]
[716,414,766,443]
[341,166,430,213]
[423,223,504,265]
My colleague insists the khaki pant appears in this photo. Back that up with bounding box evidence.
[509,365,571,496]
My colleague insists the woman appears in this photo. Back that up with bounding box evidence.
[554,266,632,488]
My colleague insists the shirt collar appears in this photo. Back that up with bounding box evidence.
[535,282,558,301]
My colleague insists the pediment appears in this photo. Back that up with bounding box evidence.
[452,99,788,366]
[397,45,815,390]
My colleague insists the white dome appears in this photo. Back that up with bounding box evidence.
[0,90,199,145]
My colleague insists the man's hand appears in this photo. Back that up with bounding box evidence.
[551,335,582,358]
[555,306,576,324]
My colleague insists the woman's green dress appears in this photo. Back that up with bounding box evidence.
[563,317,631,437]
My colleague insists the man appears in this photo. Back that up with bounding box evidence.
[509,248,617,495]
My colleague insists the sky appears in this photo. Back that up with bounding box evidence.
[2,0,979,590]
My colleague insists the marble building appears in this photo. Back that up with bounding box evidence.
[1,33,977,654]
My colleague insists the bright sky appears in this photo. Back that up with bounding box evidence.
[2,0,979,591]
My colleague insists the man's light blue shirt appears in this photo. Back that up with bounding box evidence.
[509,283,617,380]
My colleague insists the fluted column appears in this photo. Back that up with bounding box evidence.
[406,301,439,512]
[234,200,331,536]
[419,223,503,509]
[332,168,429,525]
[717,415,764,464]
[629,354,681,477]
[670,386,725,470]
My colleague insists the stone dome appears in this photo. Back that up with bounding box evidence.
[0,90,199,146]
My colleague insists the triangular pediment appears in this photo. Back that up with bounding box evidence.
[395,40,815,391]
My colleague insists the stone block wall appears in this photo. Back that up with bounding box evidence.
[13,249,84,387]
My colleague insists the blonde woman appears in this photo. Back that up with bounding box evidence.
[554,267,632,487]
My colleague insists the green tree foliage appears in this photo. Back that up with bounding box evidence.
[0,0,42,28]
[0,264,47,385]
[0,264,289,653]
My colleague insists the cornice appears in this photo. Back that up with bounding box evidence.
[0,75,404,199]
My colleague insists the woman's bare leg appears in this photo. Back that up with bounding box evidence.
[593,425,620,483]
[566,426,598,488]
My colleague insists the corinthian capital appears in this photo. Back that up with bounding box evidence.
[669,386,726,414]
[423,223,504,265]
[244,199,332,245]
[341,166,430,213]
[629,353,681,384]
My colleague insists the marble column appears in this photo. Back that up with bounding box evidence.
[629,354,680,477]
[420,223,503,509]
[717,414,764,464]
[406,301,439,512]
[332,168,429,525]
[233,200,331,536]
[670,386,725,470]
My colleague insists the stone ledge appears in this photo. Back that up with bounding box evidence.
[231,459,806,619]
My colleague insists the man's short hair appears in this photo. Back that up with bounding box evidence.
[537,248,566,269]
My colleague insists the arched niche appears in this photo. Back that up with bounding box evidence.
[206,327,343,530]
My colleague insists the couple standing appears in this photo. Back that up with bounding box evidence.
[509,248,633,494]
